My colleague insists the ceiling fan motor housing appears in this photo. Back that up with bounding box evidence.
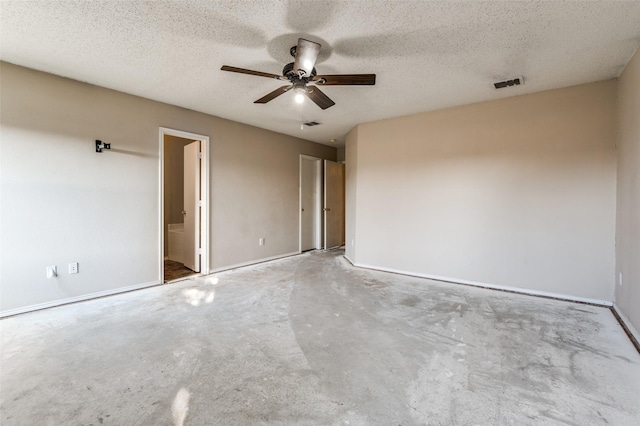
[283,62,316,80]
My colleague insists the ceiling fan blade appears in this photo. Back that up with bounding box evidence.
[306,86,335,110]
[313,74,376,85]
[254,85,291,104]
[293,38,321,77]
[221,65,282,80]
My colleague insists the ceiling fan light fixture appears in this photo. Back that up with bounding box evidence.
[293,86,306,104]
[303,60,313,71]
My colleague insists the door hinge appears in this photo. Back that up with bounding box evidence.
[197,153,202,160]
[198,200,203,207]
[197,248,202,255]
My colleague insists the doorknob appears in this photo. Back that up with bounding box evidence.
[323,208,331,212]
[181,210,186,215]
[301,208,305,212]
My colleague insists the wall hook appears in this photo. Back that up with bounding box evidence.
[96,140,111,153]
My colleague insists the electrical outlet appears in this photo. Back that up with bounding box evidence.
[46,266,57,279]
[69,262,79,274]
[259,238,265,246]
[619,272,623,287]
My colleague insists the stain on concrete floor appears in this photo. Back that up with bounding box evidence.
[1,250,639,425]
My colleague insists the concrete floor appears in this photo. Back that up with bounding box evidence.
[1,250,639,425]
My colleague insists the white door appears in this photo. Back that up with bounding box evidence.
[323,160,345,249]
[183,141,201,272]
[301,157,320,251]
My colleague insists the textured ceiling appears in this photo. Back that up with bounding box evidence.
[2,1,640,146]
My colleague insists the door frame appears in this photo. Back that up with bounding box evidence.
[299,155,322,252]
[159,127,210,281]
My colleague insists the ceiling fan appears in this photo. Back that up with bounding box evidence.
[221,38,376,110]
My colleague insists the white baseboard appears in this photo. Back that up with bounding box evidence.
[2,252,301,318]
[613,303,640,344]
[353,262,612,307]
[209,251,301,274]
[343,255,355,265]
[0,280,162,318]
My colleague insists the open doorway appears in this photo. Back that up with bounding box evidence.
[323,159,345,249]
[300,156,322,252]
[300,156,345,252]
[160,128,209,282]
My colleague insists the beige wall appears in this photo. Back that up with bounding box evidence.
[163,135,193,257]
[615,48,640,337]
[347,81,617,303]
[344,127,358,262]
[0,62,336,314]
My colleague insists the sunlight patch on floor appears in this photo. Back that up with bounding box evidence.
[183,288,215,306]
[171,387,190,426]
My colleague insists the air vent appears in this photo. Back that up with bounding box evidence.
[494,77,524,89]
[303,121,321,127]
